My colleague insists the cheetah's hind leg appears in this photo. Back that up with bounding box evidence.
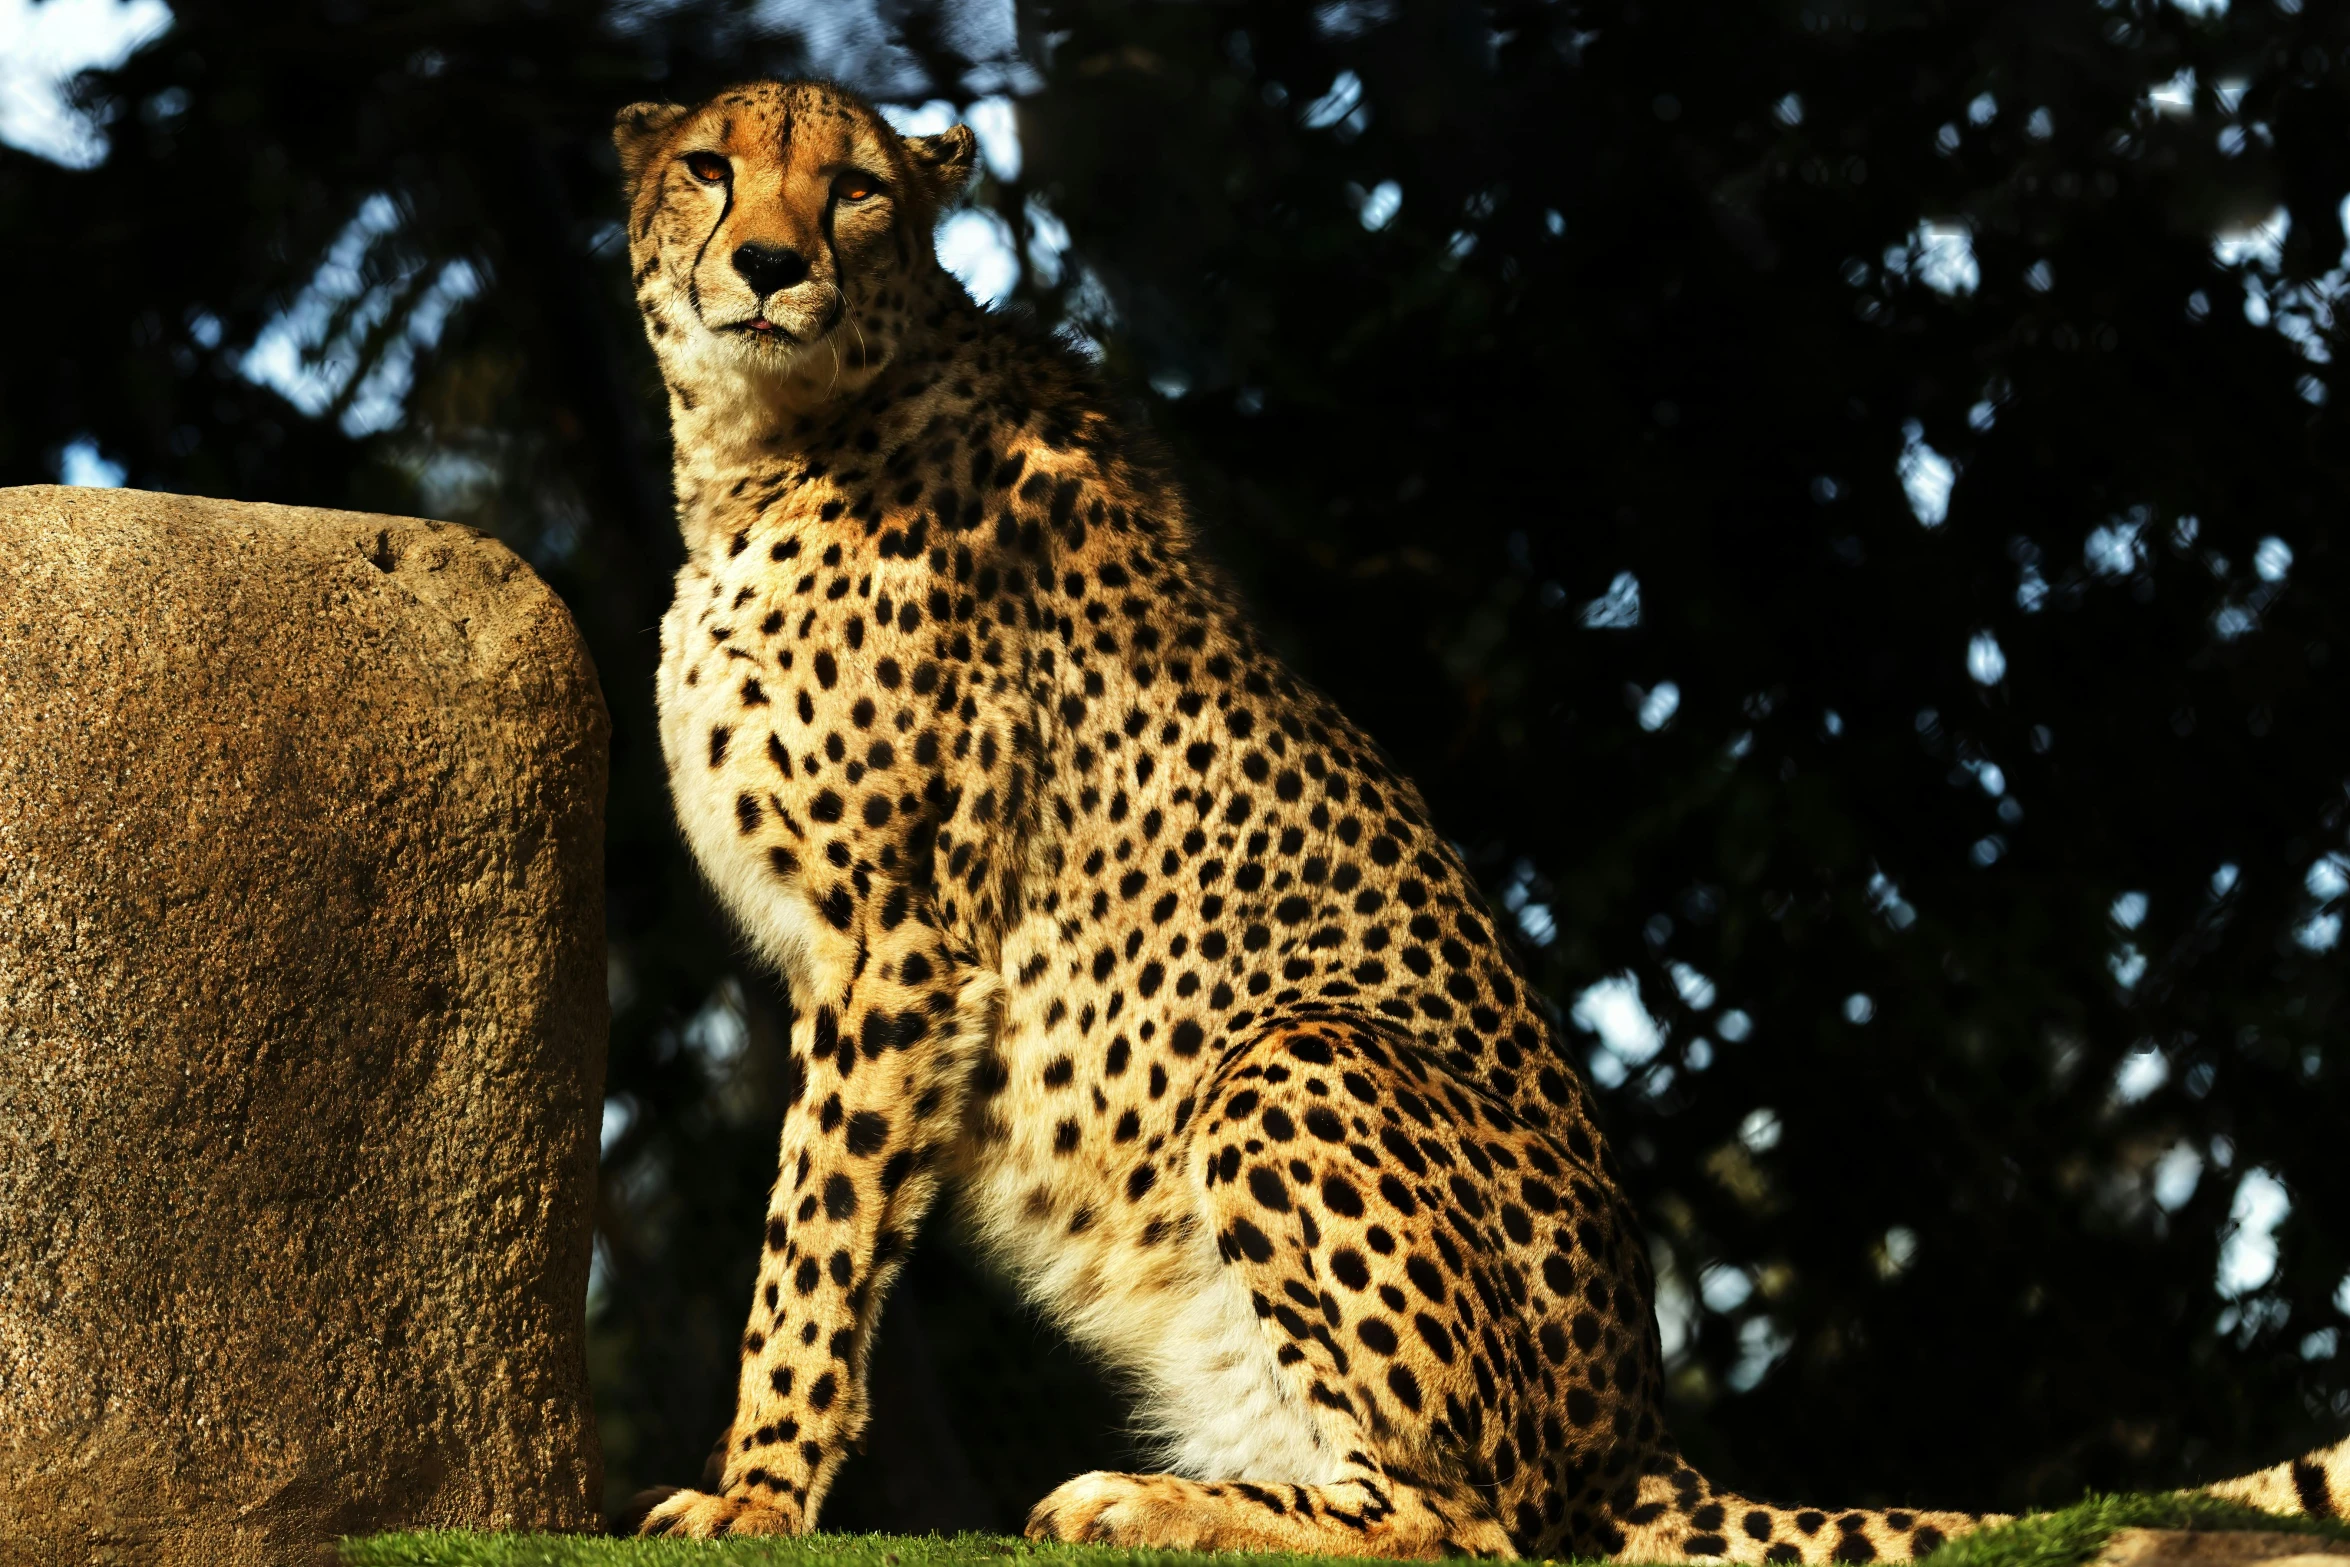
[1031,1014,1596,1559]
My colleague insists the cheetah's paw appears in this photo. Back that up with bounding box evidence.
[635,1484,802,1538]
[1026,1471,1224,1550]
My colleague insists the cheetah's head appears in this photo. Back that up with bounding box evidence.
[614,81,976,410]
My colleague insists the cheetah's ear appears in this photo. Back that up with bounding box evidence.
[903,124,979,205]
[613,101,689,191]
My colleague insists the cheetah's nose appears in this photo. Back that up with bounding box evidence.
[732,243,810,298]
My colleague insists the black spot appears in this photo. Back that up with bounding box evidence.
[808,1372,838,1411]
[846,1111,888,1156]
[1248,1165,1291,1212]
[1386,1364,1423,1411]
[1321,1175,1364,1217]
[823,1173,857,1220]
[710,726,732,767]
[1228,1217,1276,1263]
[2292,1461,2336,1519]
[1831,1536,1877,1564]
[1357,1318,1398,1355]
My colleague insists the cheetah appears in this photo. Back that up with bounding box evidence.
[609,81,2350,1559]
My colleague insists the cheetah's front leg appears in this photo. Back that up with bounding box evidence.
[639,899,995,1538]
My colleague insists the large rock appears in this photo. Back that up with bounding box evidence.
[0,487,608,1564]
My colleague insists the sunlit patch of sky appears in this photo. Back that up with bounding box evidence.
[1580,571,1641,629]
[2297,848,2345,951]
[601,1094,638,1157]
[2152,1140,2203,1210]
[1700,1262,1752,1313]
[683,978,750,1073]
[56,436,126,487]
[1572,974,1663,1089]
[1966,629,2005,685]
[1498,858,1558,948]
[1911,222,1979,297]
[1299,69,1365,133]
[1635,680,1680,732]
[2218,1168,2289,1297]
[1668,961,1715,1010]
[2086,510,2150,576]
[1353,179,1403,231]
[1651,1239,1698,1361]
[1867,870,1918,931]
[1727,1314,1792,1391]
[2113,1043,2169,1103]
[2148,69,2196,116]
[1898,421,1955,527]
[240,193,482,435]
[0,0,170,168]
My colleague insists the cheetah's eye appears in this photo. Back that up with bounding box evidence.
[684,152,729,184]
[832,171,881,203]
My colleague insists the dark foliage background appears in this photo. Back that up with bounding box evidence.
[10,0,2348,1529]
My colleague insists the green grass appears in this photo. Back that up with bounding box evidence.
[1925,1494,2350,1567]
[342,1494,2350,1567]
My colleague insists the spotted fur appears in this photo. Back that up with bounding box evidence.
[611,79,2346,1558]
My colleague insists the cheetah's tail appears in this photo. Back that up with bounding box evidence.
[2200,1434,2347,1521]
[1606,1435,2347,1566]
[1603,1451,2002,1565]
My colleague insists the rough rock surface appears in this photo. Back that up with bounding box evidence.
[0,487,608,1564]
